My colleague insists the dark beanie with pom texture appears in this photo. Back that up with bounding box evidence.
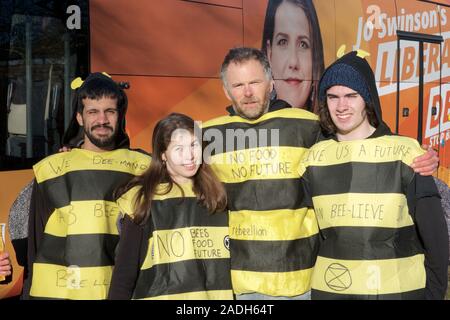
[319,63,371,104]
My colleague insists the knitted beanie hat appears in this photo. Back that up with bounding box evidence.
[318,50,384,130]
[318,62,371,104]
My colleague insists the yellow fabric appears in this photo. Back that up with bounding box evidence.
[140,226,230,269]
[44,201,120,236]
[301,135,427,298]
[299,136,424,176]
[312,193,414,230]
[202,107,318,128]
[116,186,139,215]
[210,146,307,183]
[229,208,317,241]
[31,148,151,300]
[117,183,196,216]
[118,183,232,300]
[203,108,320,297]
[231,267,314,297]
[30,263,113,300]
[34,148,149,183]
[312,255,426,295]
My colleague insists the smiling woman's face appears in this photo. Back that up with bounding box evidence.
[267,0,313,108]
[162,129,202,185]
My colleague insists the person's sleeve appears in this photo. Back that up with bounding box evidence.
[27,180,50,267]
[313,120,323,144]
[108,214,144,300]
[21,179,52,298]
[300,154,324,252]
[11,239,27,269]
[409,175,449,300]
[298,150,314,209]
[9,180,34,268]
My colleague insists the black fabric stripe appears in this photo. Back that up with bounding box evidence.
[318,226,424,260]
[230,235,319,272]
[35,233,119,267]
[306,161,414,196]
[150,198,228,230]
[132,258,232,299]
[39,170,136,209]
[203,117,319,155]
[225,179,309,211]
[311,288,425,300]
[29,297,65,300]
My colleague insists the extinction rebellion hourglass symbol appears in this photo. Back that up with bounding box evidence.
[325,263,352,291]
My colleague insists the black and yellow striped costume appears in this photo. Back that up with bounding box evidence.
[29,148,150,299]
[299,136,428,299]
[203,107,321,297]
[111,182,232,300]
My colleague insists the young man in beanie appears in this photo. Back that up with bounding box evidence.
[204,47,440,300]
[21,73,150,299]
[299,51,448,299]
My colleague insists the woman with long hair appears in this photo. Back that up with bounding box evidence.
[262,0,324,113]
[108,113,232,300]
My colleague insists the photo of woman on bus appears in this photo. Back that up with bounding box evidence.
[262,0,324,113]
[108,113,232,300]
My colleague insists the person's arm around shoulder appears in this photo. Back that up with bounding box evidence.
[298,148,314,209]
[411,145,439,176]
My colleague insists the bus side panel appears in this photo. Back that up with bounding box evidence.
[111,75,229,151]
[319,0,450,184]
[90,0,243,77]
[243,0,269,48]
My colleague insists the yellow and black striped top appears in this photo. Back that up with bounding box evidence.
[203,107,321,297]
[299,135,427,299]
[29,148,150,300]
[114,182,233,300]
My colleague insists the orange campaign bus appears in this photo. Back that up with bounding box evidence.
[0,0,449,299]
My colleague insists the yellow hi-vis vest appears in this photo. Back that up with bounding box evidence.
[203,108,321,296]
[30,148,150,300]
[117,183,233,300]
[299,136,427,299]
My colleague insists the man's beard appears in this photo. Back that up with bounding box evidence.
[233,90,271,120]
[84,124,117,149]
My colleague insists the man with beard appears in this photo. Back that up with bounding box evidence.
[21,73,150,299]
[202,47,440,300]
[203,47,321,300]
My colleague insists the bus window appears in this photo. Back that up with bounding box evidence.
[0,1,89,171]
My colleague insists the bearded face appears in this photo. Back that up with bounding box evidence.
[76,97,119,151]
[223,60,274,120]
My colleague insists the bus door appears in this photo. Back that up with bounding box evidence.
[396,31,446,179]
